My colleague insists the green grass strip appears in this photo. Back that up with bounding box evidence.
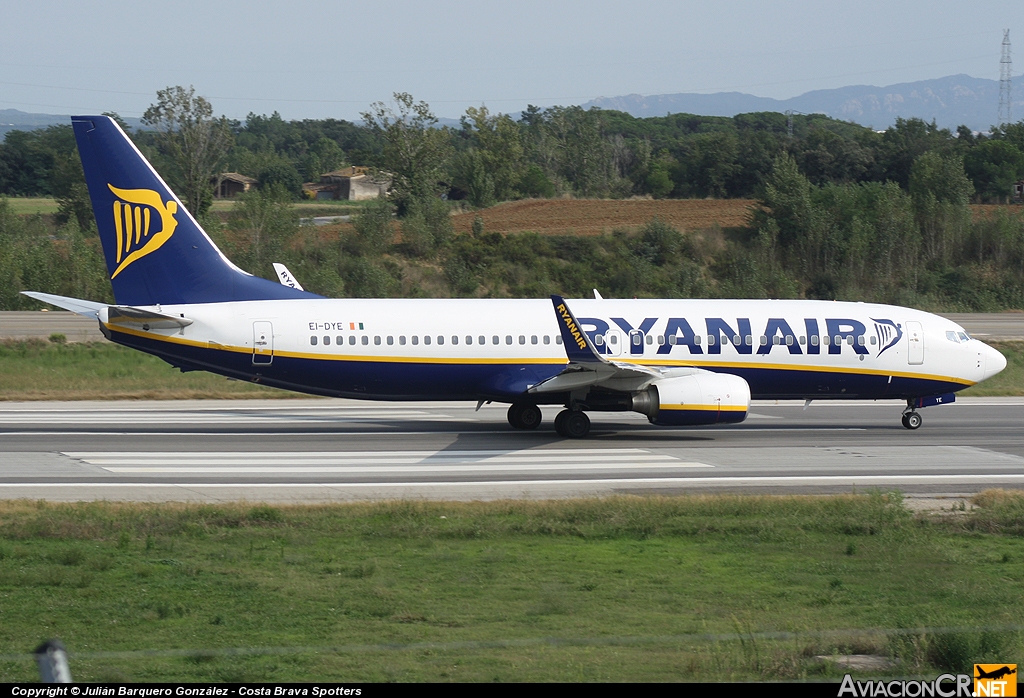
[0,493,1022,682]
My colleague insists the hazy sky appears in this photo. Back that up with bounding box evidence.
[1,0,1019,122]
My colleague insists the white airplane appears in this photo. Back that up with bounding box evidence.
[24,116,1007,438]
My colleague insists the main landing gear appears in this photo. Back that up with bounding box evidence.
[901,409,922,430]
[507,403,542,430]
[554,409,590,438]
[506,402,591,438]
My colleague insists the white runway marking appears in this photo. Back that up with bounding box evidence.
[64,449,713,474]
[5,474,1024,488]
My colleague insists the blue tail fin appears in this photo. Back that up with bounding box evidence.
[72,115,319,305]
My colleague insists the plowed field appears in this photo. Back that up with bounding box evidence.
[451,198,756,236]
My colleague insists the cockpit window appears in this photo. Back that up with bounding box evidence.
[958,332,970,342]
[946,331,959,343]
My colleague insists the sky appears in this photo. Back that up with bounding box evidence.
[0,0,1019,122]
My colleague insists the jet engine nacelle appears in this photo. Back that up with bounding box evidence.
[631,371,750,426]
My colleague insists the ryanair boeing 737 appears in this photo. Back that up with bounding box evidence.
[24,116,1007,437]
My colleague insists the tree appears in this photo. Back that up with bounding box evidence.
[964,140,1024,202]
[360,93,453,214]
[142,86,234,216]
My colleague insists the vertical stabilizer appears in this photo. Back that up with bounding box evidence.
[72,115,319,305]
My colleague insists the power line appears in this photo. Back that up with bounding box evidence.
[999,29,1012,125]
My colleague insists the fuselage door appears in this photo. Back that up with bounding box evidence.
[628,329,645,355]
[605,329,624,357]
[253,321,274,365]
[906,321,924,365]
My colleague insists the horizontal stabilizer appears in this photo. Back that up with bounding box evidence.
[102,306,193,329]
[21,291,106,318]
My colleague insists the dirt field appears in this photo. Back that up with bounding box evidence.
[451,198,757,236]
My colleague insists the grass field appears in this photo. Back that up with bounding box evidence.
[4,197,60,215]
[0,492,1021,682]
[0,339,290,400]
[0,338,1021,401]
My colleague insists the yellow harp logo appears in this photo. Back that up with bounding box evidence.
[108,184,178,279]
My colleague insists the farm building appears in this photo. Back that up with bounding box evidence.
[303,167,389,201]
[211,172,258,198]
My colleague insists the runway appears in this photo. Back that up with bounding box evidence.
[2,398,1023,502]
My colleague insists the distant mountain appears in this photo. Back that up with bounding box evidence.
[0,109,144,139]
[582,75,1023,132]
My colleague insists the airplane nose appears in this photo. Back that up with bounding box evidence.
[982,342,1007,380]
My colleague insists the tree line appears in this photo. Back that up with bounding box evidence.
[3,87,1024,312]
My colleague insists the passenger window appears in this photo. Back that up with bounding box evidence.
[632,334,641,346]
[437,336,444,345]
[609,334,617,345]
[595,335,605,346]
[760,335,768,346]
[348,336,356,346]
[556,336,563,345]
[412,336,419,345]
[492,335,499,345]
[772,336,780,346]
[668,335,677,345]
[362,335,369,345]
[799,335,806,345]
[657,335,665,345]
[786,335,794,346]
[505,335,512,345]
[323,336,331,345]
[811,335,819,346]
[543,335,550,345]
[424,336,431,345]
[479,336,486,345]
[336,336,343,345]
[857,335,865,346]
[645,335,653,345]
[869,336,876,345]
[452,336,459,345]
[733,335,742,345]
[399,336,406,346]
[531,335,538,345]
[466,336,473,345]
[519,335,526,345]
[844,336,852,346]
[310,336,318,346]
[822,335,830,346]
[744,335,753,346]
[374,336,381,345]
[387,336,394,345]
[693,335,701,345]
[707,335,716,346]
[834,335,842,345]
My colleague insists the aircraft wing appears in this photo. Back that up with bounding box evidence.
[530,295,662,394]
[22,291,192,329]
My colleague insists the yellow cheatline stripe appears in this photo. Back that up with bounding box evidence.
[620,357,974,386]
[661,404,748,412]
[102,324,975,385]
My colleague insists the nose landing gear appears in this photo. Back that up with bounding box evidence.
[901,410,922,429]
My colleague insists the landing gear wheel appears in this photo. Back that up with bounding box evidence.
[902,411,922,430]
[555,409,590,438]
[507,403,542,430]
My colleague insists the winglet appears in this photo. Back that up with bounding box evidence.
[273,263,304,290]
[550,295,604,364]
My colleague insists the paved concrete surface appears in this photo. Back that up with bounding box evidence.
[1,398,1021,502]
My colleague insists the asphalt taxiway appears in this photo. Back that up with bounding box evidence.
[1,398,1022,502]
